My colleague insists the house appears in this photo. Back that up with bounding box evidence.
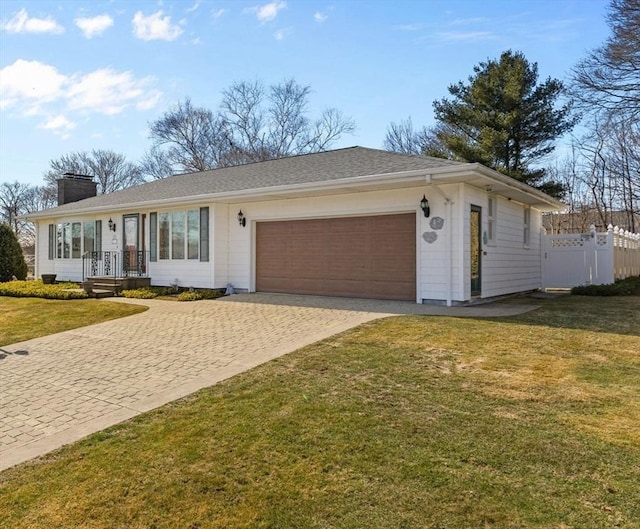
[22,147,564,305]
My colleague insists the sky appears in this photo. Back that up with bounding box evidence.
[0,0,612,188]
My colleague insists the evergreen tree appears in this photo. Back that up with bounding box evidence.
[432,50,576,197]
[0,223,28,282]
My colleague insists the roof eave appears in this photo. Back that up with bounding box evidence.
[19,162,564,220]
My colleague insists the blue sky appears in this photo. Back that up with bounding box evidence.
[1,0,611,187]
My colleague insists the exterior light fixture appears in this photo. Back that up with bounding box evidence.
[108,218,117,232]
[237,210,246,227]
[420,195,430,218]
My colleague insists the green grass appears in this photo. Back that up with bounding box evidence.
[1,295,639,528]
[0,297,148,346]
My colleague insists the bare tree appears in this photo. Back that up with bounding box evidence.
[0,181,30,234]
[145,79,355,177]
[571,0,640,116]
[43,150,144,194]
[0,182,55,247]
[384,118,425,155]
[383,118,457,159]
[551,115,640,232]
[145,98,230,174]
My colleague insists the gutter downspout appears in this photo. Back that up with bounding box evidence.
[34,222,39,279]
[426,175,454,307]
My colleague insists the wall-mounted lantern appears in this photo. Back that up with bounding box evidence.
[237,210,246,227]
[108,218,117,232]
[420,195,430,218]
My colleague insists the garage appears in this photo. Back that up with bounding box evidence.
[256,213,416,301]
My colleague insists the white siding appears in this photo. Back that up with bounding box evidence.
[36,221,55,277]
[419,183,463,303]
[212,205,229,288]
[463,185,543,299]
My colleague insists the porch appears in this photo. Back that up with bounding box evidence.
[82,251,151,296]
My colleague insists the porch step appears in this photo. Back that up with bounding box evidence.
[83,276,151,297]
[91,289,115,299]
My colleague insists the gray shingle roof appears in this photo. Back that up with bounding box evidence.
[33,147,462,216]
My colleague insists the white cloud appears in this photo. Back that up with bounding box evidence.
[274,29,285,40]
[451,17,490,26]
[433,31,495,42]
[74,14,114,38]
[186,1,200,13]
[393,23,426,31]
[132,10,183,41]
[245,2,286,23]
[39,114,77,138]
[314,12,328,23]
[0,59,67,111]
[1,8,64,34]
[67,68,161,115]
[0,59,162,136]
[211,8,228,19]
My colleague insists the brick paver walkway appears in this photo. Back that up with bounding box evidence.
[0,293,537,471]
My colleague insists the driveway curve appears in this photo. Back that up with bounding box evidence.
[0,293,537,471]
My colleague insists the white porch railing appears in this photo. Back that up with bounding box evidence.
[542,225,640,289]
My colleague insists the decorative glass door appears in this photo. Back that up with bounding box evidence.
[123,214,139,274]
[470,205,482,296]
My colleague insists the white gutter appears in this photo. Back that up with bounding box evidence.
[425,175,454,307]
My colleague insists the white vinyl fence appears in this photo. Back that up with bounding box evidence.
[542,225,640,290]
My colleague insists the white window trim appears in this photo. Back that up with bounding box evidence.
[486,194,497,246]
[523,206,531,248]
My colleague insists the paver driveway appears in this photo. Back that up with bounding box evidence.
[0,293,537,471]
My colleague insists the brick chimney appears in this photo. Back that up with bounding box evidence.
[57,173,97,205]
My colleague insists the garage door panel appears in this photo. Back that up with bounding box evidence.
[256,213,416,301]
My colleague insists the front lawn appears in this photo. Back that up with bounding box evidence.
[0,297,148,346]
[1,296,639,528]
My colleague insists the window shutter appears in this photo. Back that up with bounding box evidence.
[149,212,157,262]
[200,207,209,262]
[95,220,102,252]
[48,224,54,260]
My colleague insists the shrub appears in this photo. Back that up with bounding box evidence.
[176,291,203,302]
[197,288,224,300]
[147,286,176,296]
[572,276,640,296]
[121,288,158,299]
[0,223,28,282]
[0,280,87,299]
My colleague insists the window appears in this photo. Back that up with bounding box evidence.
[83,221,95,254]
[63,223,72,258]
[523,207,531,247]
[72,223,82,258]
[172,211,185,259]
[153,209,207,260]
[187,209,199,259]
[487,195,496,245]
[159,213,170,259]
[54,221,101,259]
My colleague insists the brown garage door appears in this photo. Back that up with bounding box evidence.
[256,213,416,301]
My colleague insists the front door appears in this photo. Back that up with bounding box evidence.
[470,205,482,296]
[123,214,139,273]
